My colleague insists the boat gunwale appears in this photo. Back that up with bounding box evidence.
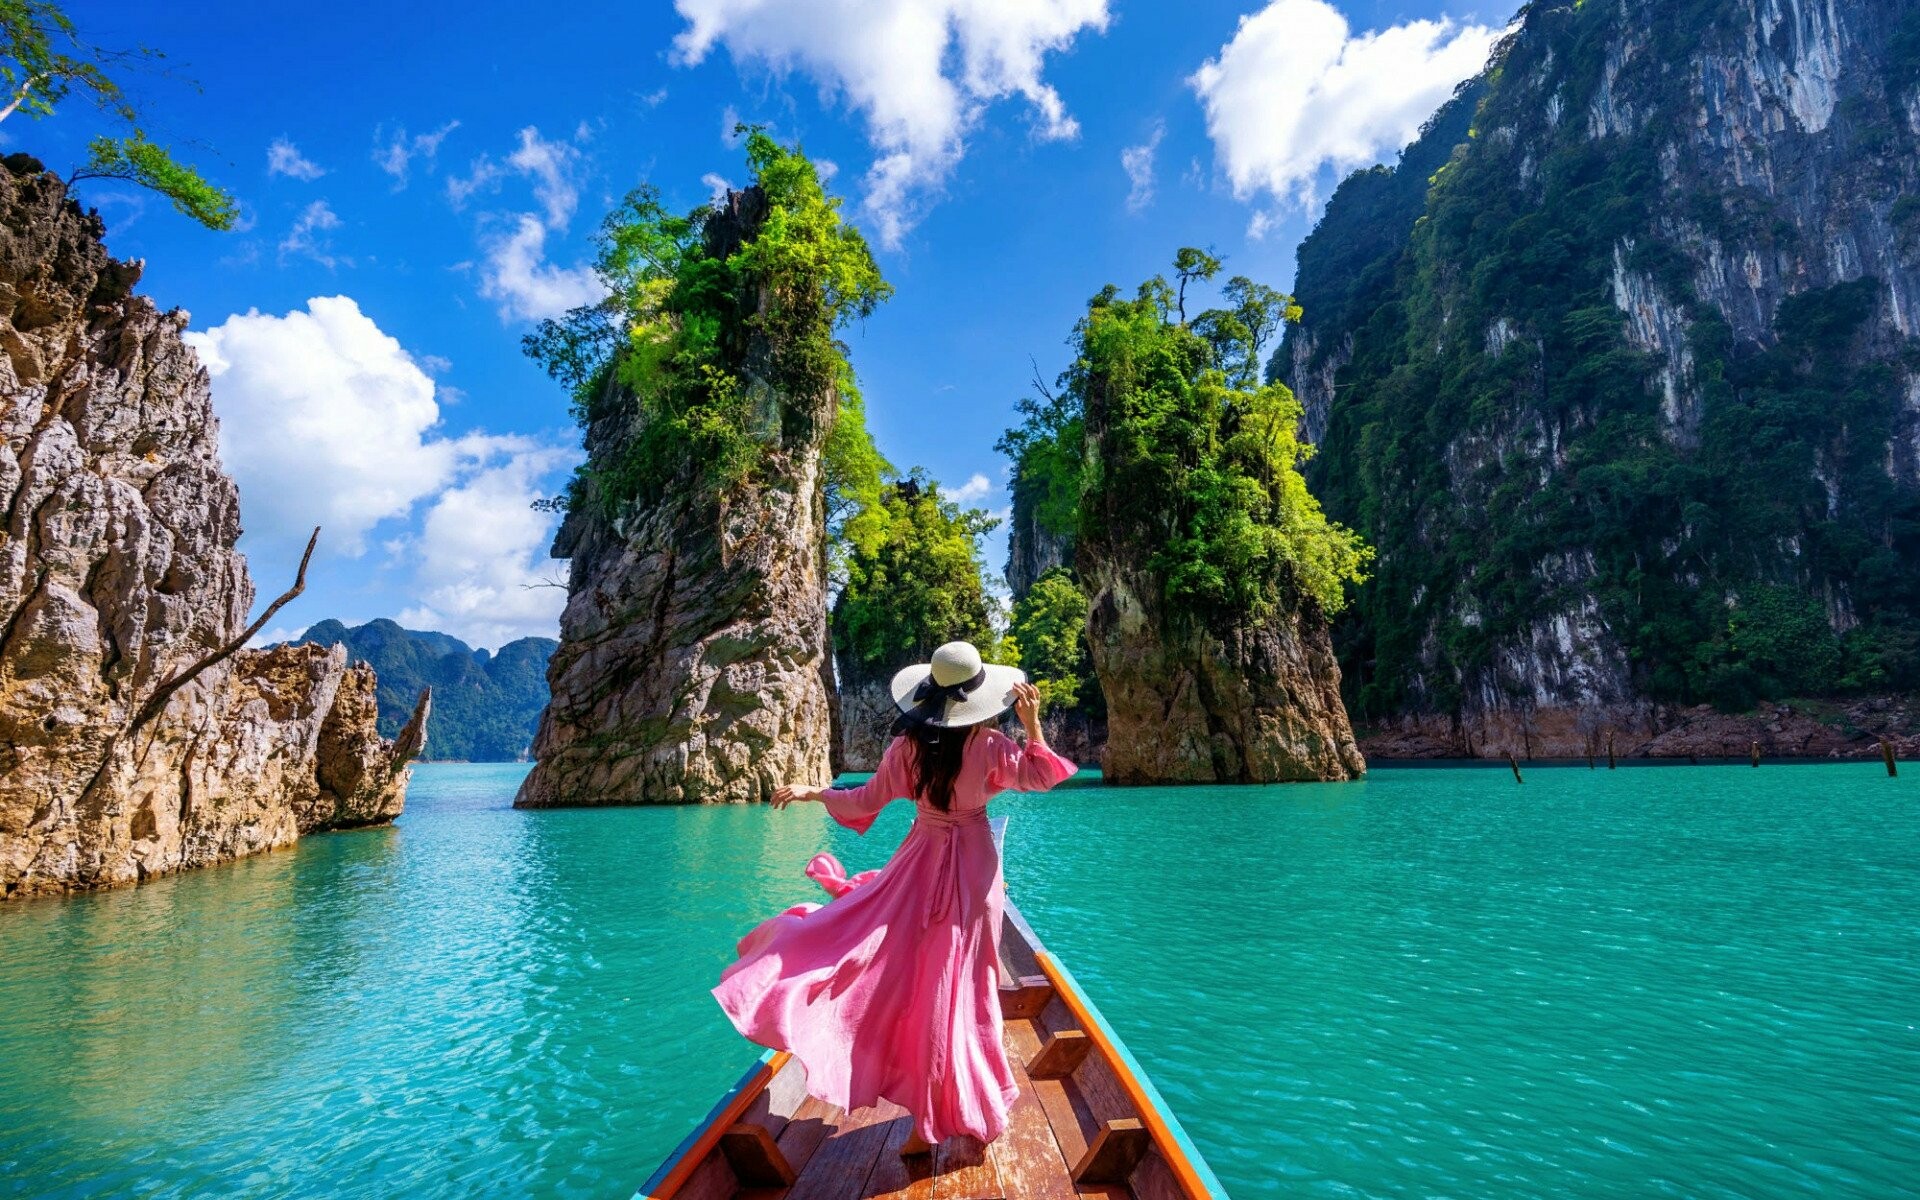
[636,1047,791,1198]
[994,822,1226,1199]
[637,815,1229,1198]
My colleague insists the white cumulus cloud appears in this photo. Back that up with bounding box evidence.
[266,137,325,180]
[187,296,462,554]
[478,214,605,322]
[187,297,578,647]
[397,445,577,649]
[1121,121,1164,214]
[1190,0,1504,215]
[670,0,1110,248]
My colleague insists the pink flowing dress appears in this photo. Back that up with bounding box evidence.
[712,728,1077,1144]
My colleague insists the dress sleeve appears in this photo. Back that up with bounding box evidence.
[817,737,910,834]
[984,729,1078,793]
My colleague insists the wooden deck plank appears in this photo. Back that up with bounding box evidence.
[786,1101,901,1200]
[861,1111,935,1200]
[932,1135,1004,1199]
[998,977,1054,1020]
[1066,1047,1136,1129]
[721,1123,796,1187]
[1026,1030,1090,1081]
[1033,995,1080,1040]
[1011,1012,1097,1179]
[992,1019,1079,1200]
[773,1095,843,1184]
[736,1057,810,1142]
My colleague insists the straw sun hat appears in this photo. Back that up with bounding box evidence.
[888,641,1026,731]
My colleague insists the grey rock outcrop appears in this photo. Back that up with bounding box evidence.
[516,188,834,806]
[1004,468,1072,599]
[1081,558,1364,784]
[0,159,423,898]
[835,673,895,773]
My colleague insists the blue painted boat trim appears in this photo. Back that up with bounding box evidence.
[998,815,1228,1197]
[1039,949,1231,1198]
[634,1047,780,1199]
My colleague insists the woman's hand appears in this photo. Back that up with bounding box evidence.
[771,784,824,810]
[1011,681,1044,739]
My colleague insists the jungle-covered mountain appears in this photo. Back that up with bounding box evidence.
[296,620,554,761]
[1276,0,1920,754]
[999,249,1370,781]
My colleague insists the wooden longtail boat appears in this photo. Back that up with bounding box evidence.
[638,819,1227,1199]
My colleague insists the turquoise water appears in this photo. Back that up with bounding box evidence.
[3,762,1919,1198]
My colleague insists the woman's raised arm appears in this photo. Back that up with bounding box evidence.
[988,684,1078,792]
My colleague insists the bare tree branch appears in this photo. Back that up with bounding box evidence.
[0,74,47,125]
[128,527,320,734]
[1027,355,1056,404]
[387,687,431,777]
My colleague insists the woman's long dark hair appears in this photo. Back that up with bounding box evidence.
[904,721,978,811]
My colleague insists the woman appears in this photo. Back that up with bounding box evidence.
[712,640,1077,1154]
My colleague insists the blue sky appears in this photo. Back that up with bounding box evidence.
[22,0,1512,648]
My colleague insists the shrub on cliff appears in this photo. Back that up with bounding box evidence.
[1004,567,1096,712]
[1004,250,1371,629]
[0,0,236,229]
[832,473,999,686]
[526,128,890,518]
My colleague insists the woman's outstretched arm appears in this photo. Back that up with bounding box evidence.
[772,737,907,834]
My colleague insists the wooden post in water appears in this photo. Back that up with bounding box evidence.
[1883,739,1898,777]
[1751,741,1760,768]
[1508,752,1524,784]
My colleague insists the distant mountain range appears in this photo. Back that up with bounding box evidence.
[293,620,555,762]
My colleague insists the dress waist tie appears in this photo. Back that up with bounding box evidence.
[914,806,987,925]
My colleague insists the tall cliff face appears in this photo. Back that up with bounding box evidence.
[1004,469,1073,599]
[1283,0,1920,755]
[0,160,424,898]
[1081,559,1364,783]
[516,189,834,806]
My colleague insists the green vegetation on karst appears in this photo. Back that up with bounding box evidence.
[997,250,1371,722]
[529,133,1001,687]
[0,0,235,229]
[1280,0,1920,717]
[527,128,890,520]
[831,473,999,686]
[1004,567,1096,711]
[1005,249,1370,623]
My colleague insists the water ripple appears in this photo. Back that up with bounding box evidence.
[2,762,1917,1198]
